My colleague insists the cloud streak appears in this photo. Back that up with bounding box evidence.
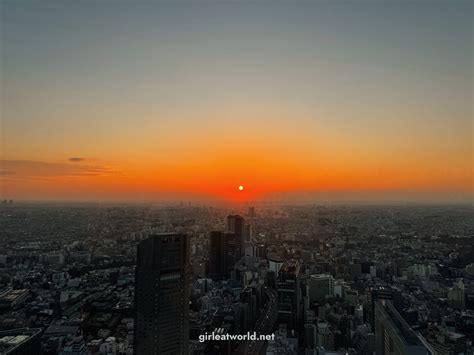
[68,157,86,162]
[0,160,121,179]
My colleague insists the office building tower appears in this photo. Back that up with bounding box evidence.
[256,243,267,259]
[268,258,284,275]
[307,274,334,302]
[240,287,257,330]
[446,279,465,309]
[226,214,245,256]
[209,231,225,280]
[248,206,256,218]
[208,231,239,280]
[277,260,301,334]
[374,300,435,355]
[447,286,465,309]
[134,233,190,355]
[316,321,335,351]
[304,323,317,350]
[243,223,254,257]
[244,223,252,242]
[370,286,402,329]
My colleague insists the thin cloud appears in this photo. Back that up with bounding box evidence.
[68,157,86,162]
[0,160,122,179]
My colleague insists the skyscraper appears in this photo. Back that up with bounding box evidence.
[247,206,256,218]
[370,286,403,329]
[226,214,245,256]
[208,231,239,280]
[277,259,301,334]
[243,223,254,257]
[307,274,334,302]
[374,300,435,355]
[447,280,465,309]
[134,233,190,355]
[209,231,225,280]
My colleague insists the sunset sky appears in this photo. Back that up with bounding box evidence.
[1,0,472,203]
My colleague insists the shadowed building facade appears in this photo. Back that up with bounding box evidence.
[134,233,190,355]
[226,214,245,255]
[277,260,301,334]
[374,300,435,355]
[208,231,239,280]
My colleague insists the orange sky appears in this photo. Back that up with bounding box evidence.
[1,1,472,203]
[1,140,471,202]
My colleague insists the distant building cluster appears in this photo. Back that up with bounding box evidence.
[0,203,473,354]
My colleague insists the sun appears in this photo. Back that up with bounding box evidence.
[238,185,244,191]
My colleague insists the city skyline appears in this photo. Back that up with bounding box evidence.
[0,202,472,354]
[1,0,472,203]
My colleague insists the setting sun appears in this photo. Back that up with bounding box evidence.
[0,1,471,204]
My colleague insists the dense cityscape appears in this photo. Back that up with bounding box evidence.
[0,202,472,354]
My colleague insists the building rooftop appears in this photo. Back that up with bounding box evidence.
[0,328,42,354]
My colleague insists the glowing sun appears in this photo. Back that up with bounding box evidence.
[238,185,244,191]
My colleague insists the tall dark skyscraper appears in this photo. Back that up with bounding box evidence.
[208,231,239,280]
[277,259,301,334]
[226,214,245,255]
[209,231,225,280]
[134,233,190,355]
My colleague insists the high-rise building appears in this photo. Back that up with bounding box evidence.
[424,326,467,355]
[247,206,256,218]
[304,323,317,350]
[244,223,252,242]
[447,279,465,309]
[134,233,190,355]
[370,286,403,329]
[307,274,334,302]
[243,223,254,257]
[240,287,257,330]
[208,231,239,280]
[277,260,301,334]
[447,286,465,309]
[209,231,225,280]
[374,300,435,355]
[316,320,334,351]
[226,214,245,255]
